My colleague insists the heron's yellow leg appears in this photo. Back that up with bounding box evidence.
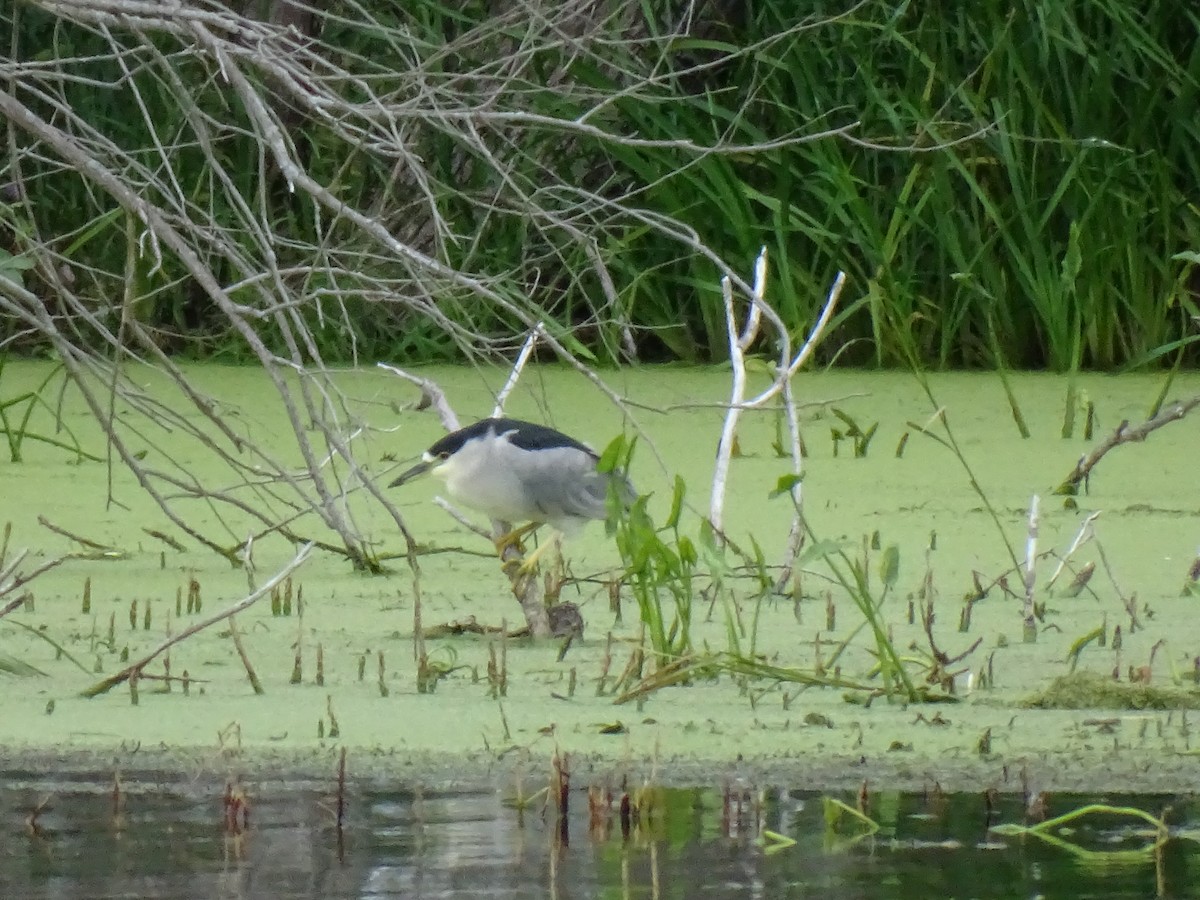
[516,533,563,575]
[494,522,538,556]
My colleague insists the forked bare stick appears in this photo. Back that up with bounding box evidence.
[775,272,846,585]
[1046,511,1100,590]
[1056,395,1200,495]
[80,543,314,697]
[709,248,844,578]
[710,249,768,534]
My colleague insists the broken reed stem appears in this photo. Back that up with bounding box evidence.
[1022,494,1039,643]
[163,609,172,692]
[552,751,570,845]
[412,582,424,662]
[228,613,265,694]
[377,650,389,697]
[336,747,347,830]
[326,694,340,737]
[79,543,313,697]
[492,328,556,637]
[290,590,304,684]
[499,619,508,697]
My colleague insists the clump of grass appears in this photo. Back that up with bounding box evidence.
[604,436,698,669]
[8,2,1197,368]
[1023,672,1200,711]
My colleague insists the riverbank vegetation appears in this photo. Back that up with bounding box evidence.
[1,0,1197,369]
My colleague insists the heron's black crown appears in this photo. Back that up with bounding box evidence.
[428,418,596,458]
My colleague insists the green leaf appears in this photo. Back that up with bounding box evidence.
[0,249,32,289]
[596,433,628,473]
[664,474,686,530]
[830,407,861,435]
[0,654,49,677]
[0,250,33,271]
[769,473,803,499]
[1065,625,1105,673]
[797,539,852,565]
[879,544,900,588]
[1059,221,1083,297]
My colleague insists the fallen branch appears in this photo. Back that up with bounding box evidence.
[1056,394,1200,495]
[80,543,313,697]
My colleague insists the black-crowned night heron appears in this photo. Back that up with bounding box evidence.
[389,417,633,567]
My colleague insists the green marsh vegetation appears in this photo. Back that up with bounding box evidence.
[0,0,1199,780]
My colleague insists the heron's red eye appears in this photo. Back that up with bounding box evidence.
[438,452,450,461]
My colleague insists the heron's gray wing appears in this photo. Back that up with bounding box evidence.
[517,446,624,523]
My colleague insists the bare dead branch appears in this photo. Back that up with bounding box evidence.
[1055,395,1200,495]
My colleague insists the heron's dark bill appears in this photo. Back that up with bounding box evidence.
[388,459,433,488]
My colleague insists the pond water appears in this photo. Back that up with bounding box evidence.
[2,774,1195,899]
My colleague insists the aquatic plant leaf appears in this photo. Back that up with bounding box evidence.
[768,473,803,499]
[0,654,48,677]
[879,544,900,588]
[664,474,685,530]
[797,539,850,565]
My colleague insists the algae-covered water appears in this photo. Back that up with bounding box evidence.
[1,362,1198,792]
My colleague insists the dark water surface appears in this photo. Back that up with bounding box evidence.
[1,772,1196,899]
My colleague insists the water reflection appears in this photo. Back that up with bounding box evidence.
[0,770,1194,899]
